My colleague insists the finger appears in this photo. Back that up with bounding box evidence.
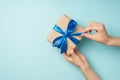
[78,53,87,63]
[74,48,87,63]
[63,54,73,62]
[74,48,79,54]
[88,21,96,27]
[92,21,104,25]
[66,50,71,56]
[68,47,77,57]
[89,21,104,29]
[82,33,94,40]
[74,49,84,65]
[83,27,97,33]
[74,49,85,62]
[66,46,72,56]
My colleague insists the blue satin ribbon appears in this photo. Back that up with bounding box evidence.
[52,19,82,54]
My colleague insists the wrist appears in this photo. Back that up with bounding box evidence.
[105,36,113,46]
[78,64,100,80]
[78,63,91,75]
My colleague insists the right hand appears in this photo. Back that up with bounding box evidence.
[63,47,100,80]
[82,21,110,45]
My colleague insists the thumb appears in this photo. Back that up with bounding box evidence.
[63,54,73,62]
[67,47,77,58]
[82,33,93,40]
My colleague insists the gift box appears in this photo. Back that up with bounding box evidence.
[47,15,84,54]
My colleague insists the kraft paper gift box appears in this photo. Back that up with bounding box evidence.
[47,15,84,54]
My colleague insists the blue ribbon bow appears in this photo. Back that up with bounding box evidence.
[52,19,82,54]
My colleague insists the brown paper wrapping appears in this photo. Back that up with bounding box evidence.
[47,15,84,53]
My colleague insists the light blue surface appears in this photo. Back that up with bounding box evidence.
[0,0,120,80]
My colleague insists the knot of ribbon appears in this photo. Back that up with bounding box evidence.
[52,20,82,54]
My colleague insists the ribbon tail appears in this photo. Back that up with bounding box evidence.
[60,37,67,54]
[52,36,63,48]
[53,25,65,34]
[68,36,80,45]
[69,32,83,36]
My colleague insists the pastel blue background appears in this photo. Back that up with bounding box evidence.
[0,0,120,80]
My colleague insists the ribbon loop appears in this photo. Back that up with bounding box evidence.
[66,20,77,34]
[52,19,82,54]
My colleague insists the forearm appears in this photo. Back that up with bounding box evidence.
[106,36,120,47]
[79,65,100,80]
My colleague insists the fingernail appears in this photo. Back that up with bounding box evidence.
[81,33,84,36]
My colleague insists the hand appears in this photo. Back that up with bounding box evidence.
[63,48,100,80]
[64,48,88,70]
[82,21,110,45]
